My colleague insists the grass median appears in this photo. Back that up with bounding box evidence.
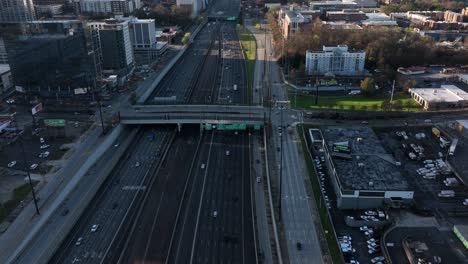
[237,26,256,102]
[297,124,343,264]
[289,91,421,112]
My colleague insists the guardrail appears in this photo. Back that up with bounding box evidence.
[263,129,283,264]
[9,125,132,263]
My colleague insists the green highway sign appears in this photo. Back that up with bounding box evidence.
[44,119,65,127]
[254,124,261,130]
[217,123,246,130]
[205,124,213,130]
[226,16,236,21]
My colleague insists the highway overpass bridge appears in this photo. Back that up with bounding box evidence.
[120,105,265,127]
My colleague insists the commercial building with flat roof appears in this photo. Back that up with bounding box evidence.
[0,64,13,96]
[315,126,413,209]
[409,85,468,110]
[73,0,141,16]
[305,45,365,76]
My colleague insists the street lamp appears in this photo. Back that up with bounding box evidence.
[19,139,40,216]
[278,105,284,222]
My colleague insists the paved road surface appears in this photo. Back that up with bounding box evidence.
[246,18,325,263]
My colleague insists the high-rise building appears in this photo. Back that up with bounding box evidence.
[121,17,167,65]
[73,0,141,16]
[89,19,134,81]
[0,38,8,64]
[305,45,366,76]
[4,20,101,96]
[0,0,36,23]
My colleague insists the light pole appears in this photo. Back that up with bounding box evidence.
[278,106,284,222]
[19,139,40,215]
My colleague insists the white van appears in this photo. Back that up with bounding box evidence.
[438,190,455,198]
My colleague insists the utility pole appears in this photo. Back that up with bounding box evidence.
[390,79,396,104]
[97,99,105,135]
[20,139,40,215]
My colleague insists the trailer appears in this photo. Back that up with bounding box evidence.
[449,138,459,156]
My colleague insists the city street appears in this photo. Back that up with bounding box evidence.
[246,18,325,263]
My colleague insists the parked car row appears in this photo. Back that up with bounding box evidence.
[314,155,331,209]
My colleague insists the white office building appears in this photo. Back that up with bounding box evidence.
[305,45,366,76]
[121,17,167,65]
[74,0,141,15]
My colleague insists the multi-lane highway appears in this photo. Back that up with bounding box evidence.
[50,127,173,264]
[50,0,258,263]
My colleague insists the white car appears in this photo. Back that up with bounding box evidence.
[30,163,38,170]
[212,210,218,218]
[40,144,50,149]
[256,177,261,183]
[463,199,468,206]
[6,98,15,104]
[371,256,385,263]
[360,226,370,231]
[91,224,99,232]
[75,237,83,246]
[39,151,50,158]
[365,230,374,236]
[367,238,379,243]
[8,161,17,168]
[225,150,230,156]
[135,161,140,167]
[364,211,378,216]
[40,137,45,144]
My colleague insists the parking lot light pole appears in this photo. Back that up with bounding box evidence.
[19,139,40,215]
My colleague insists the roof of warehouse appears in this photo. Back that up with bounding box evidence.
[322,126,410,191]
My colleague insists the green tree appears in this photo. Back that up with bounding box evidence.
[360,78,376,97]
[182,32,191,45]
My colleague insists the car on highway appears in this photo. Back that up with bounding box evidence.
[30,163,38,170]
[91,224,99,232]
[6,98,15,104]
[256,177,261,183]
[75,237,83,246]
[114,143,119,147]
[8,161,17,168]
[225,150,230,156]
[212,210,218,218]
[135,161,140,167]
[463,199,468,206]
[40,137,45,144]
[296,242,302,250]
[40,144,50,149]
[201,163,206,169]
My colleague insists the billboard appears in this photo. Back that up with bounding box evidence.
[31,103,43,115]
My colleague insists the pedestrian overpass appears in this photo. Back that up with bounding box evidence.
[119,105,265,128]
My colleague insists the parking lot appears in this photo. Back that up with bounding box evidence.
[375,126,468,224]
[309,140,389,264]
[386,227,468,264]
